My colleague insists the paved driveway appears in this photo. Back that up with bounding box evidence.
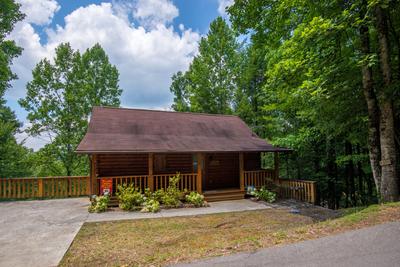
[177,221,400,267]
[0,198,89,267]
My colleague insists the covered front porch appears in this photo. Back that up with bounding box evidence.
[89,152,316,203]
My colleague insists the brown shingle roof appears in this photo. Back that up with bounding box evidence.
[76,107,290,153]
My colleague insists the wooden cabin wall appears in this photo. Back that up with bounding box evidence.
[154,153,193,174]
[96,154,148,176]
[244,152,261,171]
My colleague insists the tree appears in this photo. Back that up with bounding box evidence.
[170,17,241,114]
[0,0,24,97]
[170,71,190,112]
[19,43,122,176]
[0,0,32,178]
[227,0,399,206]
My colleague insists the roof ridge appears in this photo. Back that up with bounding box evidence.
[93,106,240,118]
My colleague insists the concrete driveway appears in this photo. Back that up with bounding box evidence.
[177,221,400,267]
[0,198,89,267]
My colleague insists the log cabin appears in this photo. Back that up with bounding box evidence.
[76,106,291,201]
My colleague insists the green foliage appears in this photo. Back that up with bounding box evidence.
[141,199,161,213]
[252,187,276,203]
[0,0,25,97]
[160,174,182,207]
[116,184,144,211]
[170,17,241,114]
[88,195,109,213]
[19,43,122,176]
[185,192,206,207]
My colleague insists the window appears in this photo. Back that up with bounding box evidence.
[193,154,198,172]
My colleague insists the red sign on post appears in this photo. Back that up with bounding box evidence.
[100,178,113,196]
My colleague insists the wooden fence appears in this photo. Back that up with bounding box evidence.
[98,173,198,194]
[243,170,317,204]
[154,173,197,192]
[0,176,90,200]
[244,169,275,188]
[276,178,317,204]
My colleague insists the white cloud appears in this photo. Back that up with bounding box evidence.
[7,1,200,150]
[132,0,178,28]
[217,0,234,17]
[16,0,60,25]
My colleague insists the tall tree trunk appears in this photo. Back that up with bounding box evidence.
[345,141,356,206]
[359,17,382,195]
[375,6,399,202]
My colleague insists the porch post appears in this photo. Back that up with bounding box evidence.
[274,152,279,180]
[148,153,154,191]
[196,153,203,193]
[90,154,98,195]
[239,152,245,191]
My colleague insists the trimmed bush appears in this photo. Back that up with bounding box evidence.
[253,186,276,203]
[185,192,206,207]
[88,195,109,213]
[141,199,161,213]
[116,184,144,211]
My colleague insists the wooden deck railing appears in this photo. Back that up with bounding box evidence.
[243,170,317,204]
[97,175,149,195]
[0,176,90,199]
[154,173,197,191]
[244,169,275,189]
[275,178,317,204]
[97,173,198,194]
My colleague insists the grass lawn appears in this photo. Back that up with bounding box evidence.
[60,202,400,266]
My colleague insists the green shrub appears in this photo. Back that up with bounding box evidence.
[152,189,165,202]
[88,195,109,213]
[254,186,276,203]
[116,184,144,211]
[141,199,161,213]
[159,173,182,208]
[185,192,205,207]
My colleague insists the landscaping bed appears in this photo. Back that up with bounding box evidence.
[60,202,400,267]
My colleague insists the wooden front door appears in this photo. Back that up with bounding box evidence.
[204,153,240,190]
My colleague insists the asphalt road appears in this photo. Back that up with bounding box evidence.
[176,221,400,267]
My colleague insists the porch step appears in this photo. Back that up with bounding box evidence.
[203,189,245,202]
[108,196,119,207]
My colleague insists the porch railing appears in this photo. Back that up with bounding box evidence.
[154,173,197,191]
[97,173,198,195]
[243,170,317,204]
[276,178,316,204]
[244,169,275,188]
[0,176,90,199]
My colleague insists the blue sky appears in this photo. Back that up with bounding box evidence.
[7,0,233,150]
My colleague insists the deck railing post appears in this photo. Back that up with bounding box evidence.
[38,178,43,198]
[196,153,203,193]
[274,152,279,180]
[310,181,317,204]
[239,153,245,191]
[90,154,98,195]
[148,153,154,191]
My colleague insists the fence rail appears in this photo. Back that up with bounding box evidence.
[0,176,90,199]
[97,173,198,195]
[154,173,197,192]
[244,169,275,189]
[276,178,317,204]
[243,170,316,204]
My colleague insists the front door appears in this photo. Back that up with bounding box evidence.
[204,153,240,190]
